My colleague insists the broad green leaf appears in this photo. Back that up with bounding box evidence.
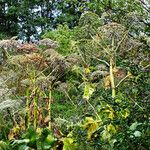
[134,131,142,137]
[129,122,138,131]
[130,122,142,131]
[0,141,8,150]
[45,134,55,145]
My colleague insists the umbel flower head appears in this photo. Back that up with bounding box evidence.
[0,39,21,50]
[17,43,39,54]
[98,22,127,45]
[91,22,142,59]
[38,38,58,49]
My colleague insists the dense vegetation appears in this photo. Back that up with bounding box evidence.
[0,0,150,150]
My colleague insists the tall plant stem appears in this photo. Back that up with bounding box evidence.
[26,89,30,128]
[48,85,52,130]
[33,73,37,130]
[110,37,116,98]
[33,96,37,130]
[110,58,115,98]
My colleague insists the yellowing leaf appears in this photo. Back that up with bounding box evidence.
[101,129,111,140]
[104,75,111,89]
[8,125,20,140]
[104,105,115,120]
[84,67,91,74]
[72,65,82,76]
[83,83,95,100]
[107,124,116,134]
[120,108,130,119]
[63,138,76,150]
[127,71,132,77]
[84,117,94,124]
[108,111,115,120]
[83,117,100,140]
[101,124,116,141]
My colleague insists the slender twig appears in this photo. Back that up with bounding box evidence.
[32,72,37,130]
[64,91,76,106]
[92,56,110,67]
[116,74,130,88]
[90,35,110,55]
[114,31,129,52]
[129,97,144,110]
[143,64,150,69]
[7,108,17,126]
[86,100,101,120]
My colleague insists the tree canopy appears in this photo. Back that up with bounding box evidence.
[0,0,149,41]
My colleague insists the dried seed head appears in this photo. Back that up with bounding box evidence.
[98,22,126,42]
[17,43,39,54]
[0,39,21,50]
[38,38,58,49]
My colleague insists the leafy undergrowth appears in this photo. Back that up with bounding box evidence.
[0,12,150,150]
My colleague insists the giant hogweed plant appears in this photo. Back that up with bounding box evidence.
[73,21,134,99]
[0,12,149,149]
[0,39,67,137]
[40,11,150,149]
[53,12,149,149]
